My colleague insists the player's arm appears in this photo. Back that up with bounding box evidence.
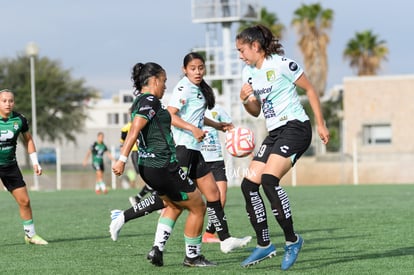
[21,131,42,175]
[240,83,261,117]
[295,73,330,145]
[167,106,205,142]
[113,115,147,175]
[204,117,232,132]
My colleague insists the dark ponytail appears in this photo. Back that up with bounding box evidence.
[131,62,165,95]
[236,24,285,57]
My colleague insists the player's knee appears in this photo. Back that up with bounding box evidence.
[241,177,259,198]
[261,174,280,193]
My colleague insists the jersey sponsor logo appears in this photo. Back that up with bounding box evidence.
[148,109,156,120]
[254,86,272,96]
[266,70,276,82]
[0,130,14,141]
[289,62,298,71]
[139,105,153,111]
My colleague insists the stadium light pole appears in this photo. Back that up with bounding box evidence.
[26,42,39,191]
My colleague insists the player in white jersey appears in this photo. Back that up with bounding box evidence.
[200,105,233,243]
[147,53,252,264]
[235,25,330,270]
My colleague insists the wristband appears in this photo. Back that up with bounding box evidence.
[242,94,254,105]
[29,152,39,166]
[118,155,128,163]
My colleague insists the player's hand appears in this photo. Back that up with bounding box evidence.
[34,164,42,176]
[240,83,254,102]
[318,125,330,145]
[112,161,126,176]
[191,126,205,142]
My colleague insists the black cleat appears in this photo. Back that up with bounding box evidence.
[183,255,217,267]
[147,246,163,266]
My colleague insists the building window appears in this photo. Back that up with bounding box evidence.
[123,112,129,124]
[363,124,392,145]
[123,94,134,103]
[107,113,119,125]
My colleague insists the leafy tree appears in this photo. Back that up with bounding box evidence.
[343,30,388,76]
[0,55,99,144]
[291,3,333,97]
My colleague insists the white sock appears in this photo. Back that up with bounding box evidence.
[23,220,36,238]
[153,217,175,252]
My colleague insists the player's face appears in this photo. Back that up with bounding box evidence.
[0,91,15,117]
[183,58,205,86]
[155,72,167,99]
[236,40,261,67]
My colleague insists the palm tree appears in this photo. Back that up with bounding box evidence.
[343,30,388,76]
[291,3,333,97]
[239,7,285,39]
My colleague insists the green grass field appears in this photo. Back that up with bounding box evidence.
[1,184,413,274]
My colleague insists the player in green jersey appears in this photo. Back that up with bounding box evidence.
[0,89,47,245]
[112,62,215,267]
[83,132,115,194]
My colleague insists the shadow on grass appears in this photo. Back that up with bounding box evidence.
[299,246,414,270]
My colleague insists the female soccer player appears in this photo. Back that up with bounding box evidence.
[112,62,215,267]
[0,89,47,245]
[235,25,330,270]
[200,104,233,243]
[147,52,251,264]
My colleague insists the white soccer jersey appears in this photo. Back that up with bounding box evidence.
[200,105,232,162]
[242,54,309,132]
[168,76,206,151]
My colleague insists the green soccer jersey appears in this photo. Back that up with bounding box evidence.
[0,111,29,166]
[90,142,108,165]
[131,93,177,168]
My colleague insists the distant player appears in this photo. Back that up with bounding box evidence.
[83,132,115,194]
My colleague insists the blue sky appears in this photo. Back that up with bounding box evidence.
[1,0,412,97]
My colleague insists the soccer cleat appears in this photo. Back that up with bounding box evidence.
[128,195,140,207]
[109,210,124,241]
[183,255,217,267]
[241,244,276,267]
[220,236,252,253]
[147,246,163,266]
[25,234,48,245]
[202,232,220,243]
[281,234,304,271]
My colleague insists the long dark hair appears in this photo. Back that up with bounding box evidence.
[183,52,215,110]
[131,62,165,95]
[236,24,285,58]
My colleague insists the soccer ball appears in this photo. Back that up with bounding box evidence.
[225,127,255,157]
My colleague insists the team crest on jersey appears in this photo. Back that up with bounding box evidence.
[289,62,298,71]
[180,98,186,105]
[266,70,276,82]
[211,111,218,119]
[177,86,184,92]
[13,122,19,130]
